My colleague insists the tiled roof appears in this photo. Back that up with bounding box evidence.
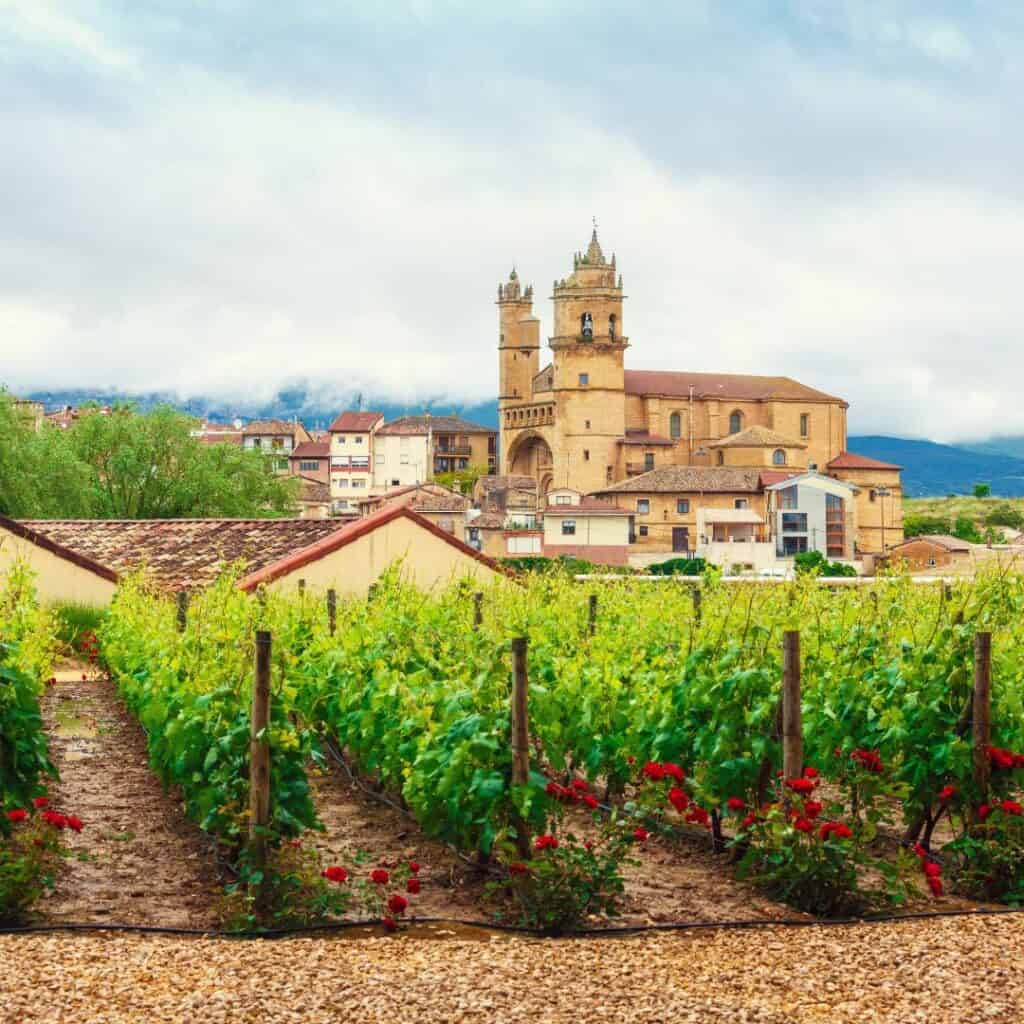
[242,420,313,443]
[593,466,763,495]
[328,411,384,433]
[709,426,807,449]
[377,415,495,436]
[359,483,464,507]
[893,534,971,553]
[290,440,330,458]
[21,518,345,591]
[0,516,119,583]
[409,495,471,513]
[624,370,844,404]
[620,430,675,447]
[296,477,331,502]
[827,451,904,471]
[478,475,536,492]
[236,504,503,590]
[546,498,631,516]
[468,512,507,530]
[759,470,801,487]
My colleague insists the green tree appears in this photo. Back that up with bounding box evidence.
[434,464,493,495]
[903,514,952,538]
[0,392,93,518]
[952,516,983,544]
[973,483,992,498]
[984,505,1024,530]
[68,404,298,518]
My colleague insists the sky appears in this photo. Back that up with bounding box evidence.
[1,1,1023,442]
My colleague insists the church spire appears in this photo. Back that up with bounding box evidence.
[582,218,607,266]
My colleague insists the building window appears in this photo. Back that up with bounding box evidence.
[772,449,787,466]
[375,454,385,466]
[782,512,807,533]
[581,312,593,338]
[355,436,363,444]
[391,479,400,486]
[783,536,808,555]
[585,420,591,429]
[252,438,262,449]
[638,525,648,537]
[578,373,589,387]
[556,494,572,505]
[927,557,937,568]
[779,486,798,510]
[735,498,748,510]
[336,478,348,488]
[351,479,365,489]
[608,314,616,340]
[869,489,877,502]
[729,410,742,434]
[716,451,724,466]
[562,520,577,536]
[677,499,689,514]
[644,452,654,471]
[669,412,681,439]
[637,499,650,515]
[606,466,613,484]
[583,449,590,461]
[800,413,809,438]
[299,460,320,472]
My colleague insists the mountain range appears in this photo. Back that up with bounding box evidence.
[24,388,1024,498]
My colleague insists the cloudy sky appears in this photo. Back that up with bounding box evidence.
[2,1,1022,441]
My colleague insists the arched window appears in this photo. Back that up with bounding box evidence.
[729,410,743,434]
[772,449,787,466]
[581,312,593,338]
[608,314,617,340]
[669,412,682,439]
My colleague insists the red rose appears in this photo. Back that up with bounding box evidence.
[534,834,558,851]
[642,762,666,782]
[406,878,421,894]
[938,786,957,802]
[408,861,420,874]
[793,816,814,834]
[802,766,819,779]
[803,800,823,820]
[662,763,685,783]
[82,674,87,681]
[33,797,48,808]
[911,842,928,860]
[582,794,599,810]
[785,777,814,794]
[5,809,27,823]
[986,745,1015,770]
[668,786,689,813]
[820,821,852,841]
[726,798,745,811]
[322,866,348,883]
[685,806,709,827]
[66,815,83,833]
[387,893,408,915]
[633,827,649,842]
[741,813,757,829]
[382,917,398,932]
[571,779,589,792]
[370,869,390,884]
[978,803,992,822]
[626,756,635,766]
[1001,800,1023,816]
[584,840,594,851]
[927,875,943,897]
[42,811,67,829]
[545,781,563,797]
[923,861,941,878]
[852,749,884,773]
[508,862,530,875]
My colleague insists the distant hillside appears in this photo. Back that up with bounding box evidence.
[957,436,1024,461]
[847,435,1024,498]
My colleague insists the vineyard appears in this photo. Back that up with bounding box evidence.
[5,562,1024,932]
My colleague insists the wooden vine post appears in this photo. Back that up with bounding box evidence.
[973,631,992,817]
[510,637,532,859]
[588,593,598,637]
[175,590,189,633]
[298,578,306,596]
[326,588,337,636]
[473,592,483,628]
[692,586,702,626]
[250,630,272,907]
[781,630,803,787]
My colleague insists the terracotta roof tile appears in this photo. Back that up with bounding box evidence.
[624,369,845,404]
[1,516,119,583]
[377,415,495,436]
[242,420,312,443]
[827,451,904,471]
[328,411,384,432]
[468,512,507,530]
[593,466,763,495]
[709,425,807,449]
[21,518,344,591]
[290,440,330,458]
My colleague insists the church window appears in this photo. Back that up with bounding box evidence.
[644,453,654,471]
[669,412,681,439]
[735,498,748,510]
[583,450,590,461]
[637,499,650,515]
[677,499,690,514]
[800,413,809,438]
[716,451,725,466]
[772,449,787,466]
[729,411,743,434]
[606,466,613,484]
[578,373,589,387]
[609,314,617,340]
[581,312,593,338]
[639,525,649,537]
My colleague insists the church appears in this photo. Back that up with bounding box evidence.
[497,227,903,561]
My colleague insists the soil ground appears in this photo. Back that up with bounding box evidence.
[3,913,1022,1023]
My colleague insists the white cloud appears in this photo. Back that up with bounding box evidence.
[2,0,137,71]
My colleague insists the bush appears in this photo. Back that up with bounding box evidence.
[985,506,1024,530]
[647,557,708,576]
[51,603,107,654]
[903,515,952,538]
[974,483,992,498]
[953,516,983,543]
[794,551,857,577]
[499,556,632,576]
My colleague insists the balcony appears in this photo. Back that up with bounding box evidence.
[435,444,472,456]
[625,462,654,476]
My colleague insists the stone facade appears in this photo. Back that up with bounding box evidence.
[498,228,903,558]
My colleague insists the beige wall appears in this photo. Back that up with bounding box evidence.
[716,443,806,469]
[0,528,116,606]
[619,491,768,553]
[261,516,500,596]
[542,512,629,548]
[372,433,430,491]
[828,467,904,553]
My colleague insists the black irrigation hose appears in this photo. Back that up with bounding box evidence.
[3,905,1024,941]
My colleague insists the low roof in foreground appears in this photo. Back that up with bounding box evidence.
[0,516,119,583]
[21,518,343,590]
[593,466,763,495]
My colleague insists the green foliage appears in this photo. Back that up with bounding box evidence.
[434,464,492,495]
[973,483,992,498]
[0,808,63,923]
[793,551,857,577]
[51,603,107,654]
[499,555,633,576]
[647,557,708,576]
[903,514,953,538]
[985,506,1024,530]
[947,806,1024,905]
[953,516,983,543]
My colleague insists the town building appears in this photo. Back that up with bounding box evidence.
[885,534,972,572]
[541,490,631,566]
[497,227,903,561]
[242,419,312,474]
[327,411,383,513]
[355,483,471,541]
[373,415,497,491]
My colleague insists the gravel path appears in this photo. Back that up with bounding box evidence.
[37,666,222,927]
[2,914,1021,1023]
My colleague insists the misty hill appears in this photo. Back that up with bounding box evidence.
[957,436,1024,461]
[847,436,1024,498]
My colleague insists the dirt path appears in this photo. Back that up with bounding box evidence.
[4,913,1023,1023]
[37,663,222,928]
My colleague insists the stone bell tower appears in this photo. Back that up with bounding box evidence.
[497,269,540,410]
[549,225,628,493]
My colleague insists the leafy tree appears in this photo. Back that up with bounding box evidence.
[0,392,92,518]
[973,483,992,498]
[903,514,953,538]
[434,464,493,495]
[952,516,983,544]
[794,550,857,577]
[985,505,1024,530]
[68,404,298,518]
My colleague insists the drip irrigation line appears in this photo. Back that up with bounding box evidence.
[3,905,1024,941]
